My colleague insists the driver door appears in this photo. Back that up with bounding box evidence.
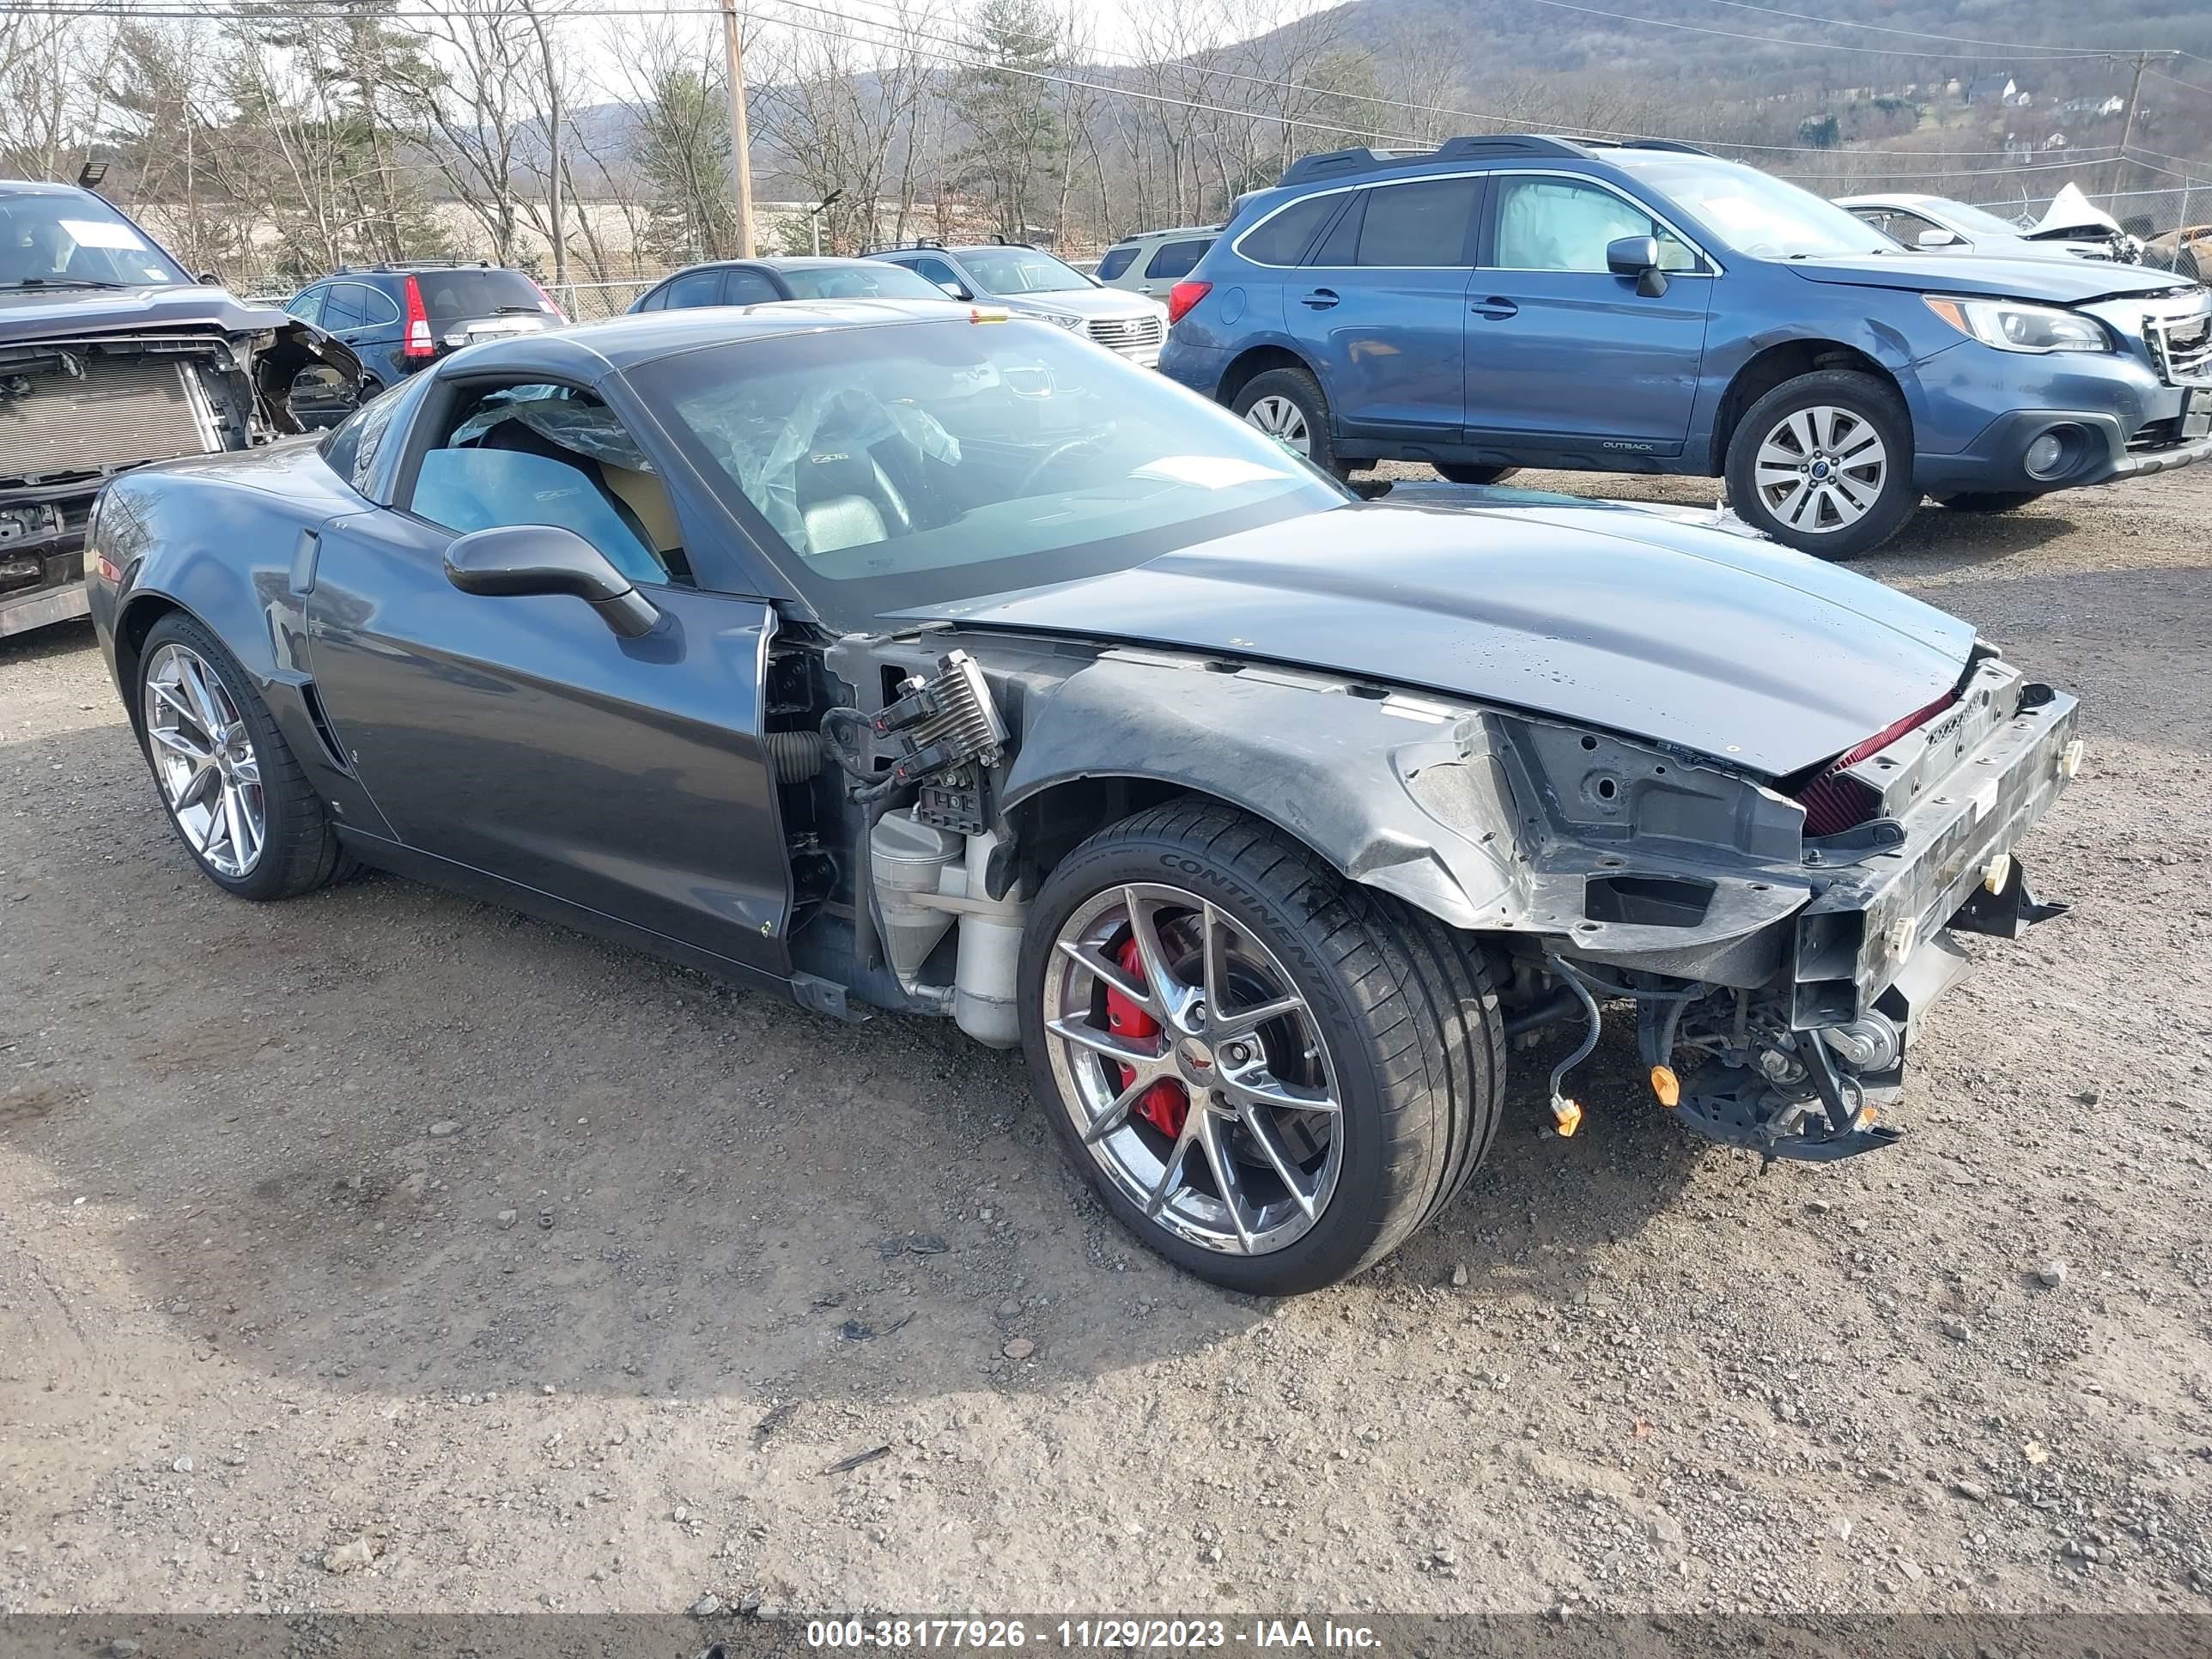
[1465,176,1713,451]
[304,371,793,975]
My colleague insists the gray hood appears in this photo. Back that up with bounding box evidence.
[904,492,1978,776]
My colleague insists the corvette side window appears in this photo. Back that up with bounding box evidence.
[406,380,690,587]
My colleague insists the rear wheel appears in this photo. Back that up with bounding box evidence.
[1233,367,1352,481]
[137,613,353,901]
[1018,801,1504,1294]
[1432,463,1520,486]
[1725,369,1917,559]
[1933,491,2041,514]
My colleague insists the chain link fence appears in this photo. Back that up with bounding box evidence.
[1958,182,2209,262]
[544,277,660,320]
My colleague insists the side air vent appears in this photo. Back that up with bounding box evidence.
[299,681,350,774]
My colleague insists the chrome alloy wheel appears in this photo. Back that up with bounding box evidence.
[1042,883,1342,1255]
[143,642,264,879]
[1753,404,1889,535]
[1243,395,1312,455]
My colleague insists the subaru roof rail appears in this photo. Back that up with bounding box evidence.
[864,239,944,254]
[1279,135,1590,187]
[1570,137,1717,156]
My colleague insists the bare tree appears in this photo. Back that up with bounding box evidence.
[0,15,118,182]
[385,0,551,267]
[948,0,1071,240]
[604,17,738,264]
[752,0,942,253]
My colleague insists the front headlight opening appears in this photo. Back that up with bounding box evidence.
[1925,294,2110,354]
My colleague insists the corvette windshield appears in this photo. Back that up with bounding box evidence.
[633,319,1345,617]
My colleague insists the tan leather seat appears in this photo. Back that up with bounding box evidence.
[597,461,683,554]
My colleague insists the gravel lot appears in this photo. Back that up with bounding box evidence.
[3,466,2209,1623]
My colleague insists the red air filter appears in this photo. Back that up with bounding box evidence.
[1794,692,1959,837]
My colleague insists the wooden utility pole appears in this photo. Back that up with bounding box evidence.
[2108,49,2175,203]
[720,0,756,258]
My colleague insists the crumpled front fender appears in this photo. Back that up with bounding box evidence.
[1000,648,1528,929]
[998,646,1819,987]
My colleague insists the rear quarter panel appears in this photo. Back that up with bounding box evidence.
[95,437,393,835]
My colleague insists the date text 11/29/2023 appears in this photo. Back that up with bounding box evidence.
[804,1618,1382,1650]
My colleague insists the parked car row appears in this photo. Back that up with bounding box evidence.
[1157,134,2212,556]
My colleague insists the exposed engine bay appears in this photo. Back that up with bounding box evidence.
[784,623,2076,1167]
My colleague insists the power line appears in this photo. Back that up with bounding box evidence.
[822,0,2127,157]
[2144,64,2212,96]
[759,0,2127,179]
[1682,0,2193,62]
[1510,0,2120,64]
[3,0,2164,187]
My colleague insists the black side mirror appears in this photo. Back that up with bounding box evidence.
[1606,234,1670,296]
[198,270,222,286]
[443,524,660,638]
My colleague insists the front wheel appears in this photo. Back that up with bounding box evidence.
[1018,801,1503,1295]
[1725,369,1917,559]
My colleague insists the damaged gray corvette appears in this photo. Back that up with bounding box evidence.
[87,301,2079,1293]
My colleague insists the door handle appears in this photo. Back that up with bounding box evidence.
[1471,297,1519,319]
[1301,289,1340,310]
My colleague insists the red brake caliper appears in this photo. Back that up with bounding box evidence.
[1107,937,1188,1138]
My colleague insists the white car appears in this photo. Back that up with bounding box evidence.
[1094,225,1221,300]
[866,241,1170,367]
[1836,188,2141,264]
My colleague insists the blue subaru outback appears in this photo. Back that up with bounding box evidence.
[1160,135,2212,556]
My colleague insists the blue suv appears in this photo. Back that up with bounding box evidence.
[1160,135,2212,556]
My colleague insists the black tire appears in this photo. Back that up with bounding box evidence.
[1231,366,1352,481]
[1724,368,1917,559]
[1018,800,1504,1295]
[1933,491,2041,514]
[1432,463,1520,486]
[137,611,355,901]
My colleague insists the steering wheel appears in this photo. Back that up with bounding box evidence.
[1014,434,1107,495]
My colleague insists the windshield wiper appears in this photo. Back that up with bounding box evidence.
[492,303,541,314]
[2,276,132,290]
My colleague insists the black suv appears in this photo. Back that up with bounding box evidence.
[284,262,563,395]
